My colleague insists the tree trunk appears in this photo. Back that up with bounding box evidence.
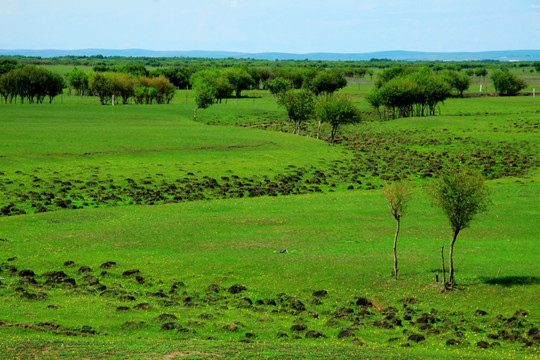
[392,217,400,280]
[441,243,446,285]
[193,107,199,121]
[317,120,322,139]
[448,230,459,286]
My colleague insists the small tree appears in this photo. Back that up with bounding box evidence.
[66,67,89,96]
[315,94,361,143]
[276,89,315,135]
[225,67,254,98]
[310,69,347,95]
[442,70,471,97]
[268,77,292,96]
[89,72,113,105]
[45,71,65,104]
[383,180,414,280]
[429,167,490,287]
[491,69,527,96]
[193,82,215,121]
[474,68,488,78]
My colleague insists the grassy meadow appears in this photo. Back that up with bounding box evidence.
[0,77,539,359]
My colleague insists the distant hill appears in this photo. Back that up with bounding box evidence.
[1,48,539,61]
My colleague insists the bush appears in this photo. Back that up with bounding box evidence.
[491,69,527,96]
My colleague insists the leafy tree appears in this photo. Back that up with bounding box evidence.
[248,67,263,89]
[412,68,452,116]
[66,67,89,96]
[110,73,135,104]
[365,90,383,117]
[383,180,414,280]
[491,69,527,96]
[534,62,540,73]
[376,77,420,119]
[150,76,176,104]
[44,71,65,104]
[276,89,315,135]
[315,94,361,143]
[0,59,18,75]
[367,67,451,119]
[225,67,254,98]
[116,63,149,77]
[89,72,113,105]
[190,68,233,103]
[374,66,416,88]
[193,82,216,121]
[442,70,471,97]
[474,68,488,78]
[267,77,292,95]
[152,67,190,89]
[366,69,374,81]
[0,65,63,104]
[310,69,347,95]
[429,167,490,287]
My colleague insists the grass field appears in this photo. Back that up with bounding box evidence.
[0,80,539,359]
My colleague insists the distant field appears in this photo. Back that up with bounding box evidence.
[0,81,539,359]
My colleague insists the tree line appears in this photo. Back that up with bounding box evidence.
[366,66,528,120]
[0,62,64,104]
[88,72,176,105]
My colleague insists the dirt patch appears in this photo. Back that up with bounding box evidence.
[162,350,224,359]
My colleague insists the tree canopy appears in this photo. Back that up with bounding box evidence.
[429,167,490,286]
[491,69,527,96]
[276,89,315,135]
[315,94,361,143]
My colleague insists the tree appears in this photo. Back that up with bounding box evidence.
[429,167,490,287]
[193,82,216,121]
[310,69,347,95]
[44,71,65,104]
[491,69,527,96]
[383,180,414,280]
[442,70,471,97]
[66,67,89,96]
[474,68,488,78]
[315,94,361,143]
[89,72,113,105]
[0,59,18,76]
[276,89,315,135]
[367,67,451,119]
[225,67,254,98]
[267,77,292,95]
[190,68,233,103]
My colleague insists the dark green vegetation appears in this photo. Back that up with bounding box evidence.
[0,59,539,359]
[0,65,64,104]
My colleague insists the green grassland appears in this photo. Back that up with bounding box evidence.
[0,81,539,359]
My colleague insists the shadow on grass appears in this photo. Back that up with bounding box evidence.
[481,276,540,287]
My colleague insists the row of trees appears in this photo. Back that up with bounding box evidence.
[366,66,528,120]
[193,72,358,143]
[77,62,352,95]
[89,72,176,105]
[367,67,454,119]
[0,65,64,104]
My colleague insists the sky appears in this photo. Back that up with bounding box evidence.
[1,0,539,53]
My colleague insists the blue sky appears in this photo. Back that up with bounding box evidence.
[1,0,539,53]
